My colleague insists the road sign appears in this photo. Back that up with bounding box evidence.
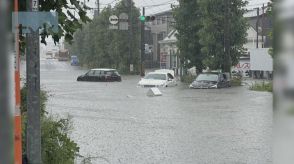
[109,15,119,25]
[109,24,119,30]
[119,13,128,30]
[32,0,38,11]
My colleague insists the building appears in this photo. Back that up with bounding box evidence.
[158,30,180,74]
[145,10,175,67]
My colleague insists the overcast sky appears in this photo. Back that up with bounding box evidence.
[84,0,270,16]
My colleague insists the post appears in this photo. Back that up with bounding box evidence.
[170,49,172,69]
[224,0,232,73]
[128,0,133,72]
[262,4,265,48]
[97,0,100,15]
[26,0,42,163]
[0,0,14,163]
[140,7,145,76]
[256,7,260,48]
[14,0,23,163]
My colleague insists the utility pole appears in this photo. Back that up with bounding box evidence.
[256,7,260,48]
[140,7,145,76]
[224,0,231,73]
[262,3,265,48]
[128,0,133,72]
[0,0,13,163]
[95,0,100,16]
[26,0,42,163]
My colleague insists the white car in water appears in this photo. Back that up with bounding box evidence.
[138,70,177,88]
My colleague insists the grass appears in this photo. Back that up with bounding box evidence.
[249,81,273,92]
[231,76,242,86]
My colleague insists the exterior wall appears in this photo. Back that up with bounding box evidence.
[244,26,265,49]
[159,42,178,71]
[146,10,174,64]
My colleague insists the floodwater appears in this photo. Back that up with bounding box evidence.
[30,59,272,163]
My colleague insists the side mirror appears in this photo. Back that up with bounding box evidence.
[168,78,172,81]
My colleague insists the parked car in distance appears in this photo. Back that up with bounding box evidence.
[70,56,79,66]
[77,68,121,82]
[138,69,177,88]
[189,72,231,89]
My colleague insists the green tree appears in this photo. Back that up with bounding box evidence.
[199,0,248,72]
[67,1,141,73]
[15,0,91,44]
[173,0,205,73]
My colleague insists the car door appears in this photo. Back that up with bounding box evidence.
[167,73,176,86]
[93,70,101,81]
[109,71,119,81]
[86,70,95,81]
[100,71,106,81]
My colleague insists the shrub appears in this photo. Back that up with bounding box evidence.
[230,76,242,86]
[21,86,80,163]
[249,81,273,92]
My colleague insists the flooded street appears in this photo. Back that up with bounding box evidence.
[38,59,272,164]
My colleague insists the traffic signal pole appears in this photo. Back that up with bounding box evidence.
[26,0,42,163]
[140,7,145,76]
[0,1,14,163]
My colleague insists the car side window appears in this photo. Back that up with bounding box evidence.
[94,70,101,76]
[219,74,224,81]
[87,70,95,76]
[105,71,113,75]
[167,73,174,79]
[223,74,227,80]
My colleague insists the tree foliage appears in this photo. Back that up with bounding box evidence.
[67,1,141,73]
[15,0,91,44]
[173,0,205,73]
[173,0,249,72]
[21,87,80,163]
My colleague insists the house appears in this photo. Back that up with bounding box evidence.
[154,7,273,79]
[145,10,175,67]
[158,30,179,71]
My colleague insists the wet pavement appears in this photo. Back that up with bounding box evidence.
[36,59,272,164]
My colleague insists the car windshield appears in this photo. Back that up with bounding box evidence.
[144,73,166,80]
[196,74,218,82]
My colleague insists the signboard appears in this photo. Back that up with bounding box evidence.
[130,64,134,72]
[232,59,250,77]
[119,13,128,30]
[109,24,118,30]
[109,15,119,25]
[32,0,38,11]
[160,52,167,69]
[250,48,273,71]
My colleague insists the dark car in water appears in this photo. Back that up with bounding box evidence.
[77,68,122,82]
[189,72,231,89]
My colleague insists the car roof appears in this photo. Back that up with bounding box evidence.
[148,72,167,75]
[91,68,116,71]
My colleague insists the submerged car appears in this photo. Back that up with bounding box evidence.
[77,68,121,82]
[189,72,231,89]
[138,70,177,87]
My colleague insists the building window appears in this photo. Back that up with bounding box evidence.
[157,18,161,25]
[162,17,166,24]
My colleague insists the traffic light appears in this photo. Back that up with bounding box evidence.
[139,16,155,22]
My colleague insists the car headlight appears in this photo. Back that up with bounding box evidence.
[211,84,218,88]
